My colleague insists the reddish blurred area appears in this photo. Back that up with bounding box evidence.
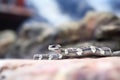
[0,0,33,30]
[2,0,25,7]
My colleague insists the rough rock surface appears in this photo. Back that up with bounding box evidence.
[0,57,120,80]
[94,24,120,40]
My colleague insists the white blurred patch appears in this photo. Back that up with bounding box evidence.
[29,0,72,26]
[86,0,112,12]
[76,48,83,55]
[86,0,120,17]
[98,48,105,55]
[65,49,69,55]
[90,46,96,53]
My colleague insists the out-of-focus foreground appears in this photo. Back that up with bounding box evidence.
[0,58,120,80]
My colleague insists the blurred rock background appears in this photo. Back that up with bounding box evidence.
[1,0,120,59]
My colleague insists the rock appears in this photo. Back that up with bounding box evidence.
[0,30,16,57]
[56,20,96,44]
[18,12,119,45]
[5,39,33,58]
[83,11,118,26]
[94,24,120,40]
[0,58,120,80]
[19,22,56,42]
[82,12,119,40]
[55,12,119,44]
[6,22,57,59]
[56,21,83,44]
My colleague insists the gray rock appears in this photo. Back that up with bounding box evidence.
[94,25,120,40]
[6,22,58,59]
[0,30,16,57]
